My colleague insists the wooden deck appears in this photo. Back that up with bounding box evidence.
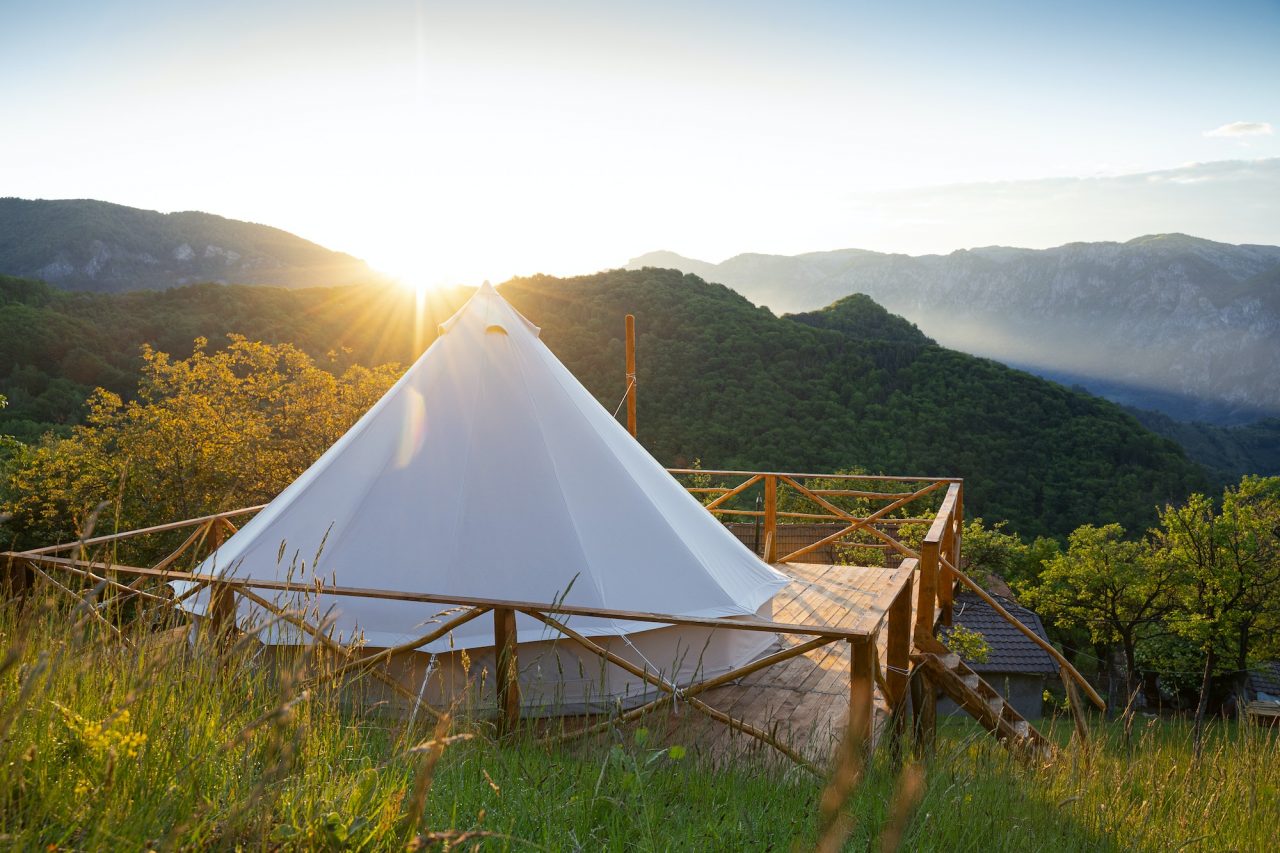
[648,561,915,764]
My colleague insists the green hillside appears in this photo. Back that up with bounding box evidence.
[0,269,1205,539]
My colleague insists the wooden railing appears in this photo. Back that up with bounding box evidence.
[1,507,915,772]
[667,469,956,564]
[2,464,1102,767]
[670,469,1105,712]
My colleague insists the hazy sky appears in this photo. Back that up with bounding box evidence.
[2,0,1277,285]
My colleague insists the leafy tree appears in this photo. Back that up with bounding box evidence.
[961,518,1059,590]
[1155,477,1280,743]
[1023,524,1177,698]
[1,337,398,550]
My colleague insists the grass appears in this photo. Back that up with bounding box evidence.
[1,589,1277,851]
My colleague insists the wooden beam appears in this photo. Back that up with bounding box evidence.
[10,554,871,640]
[523,609,821,773]
[946,556,1106,711]
[701,474,763,513]
[545,635,835,744]
[233,586,437,715]
[16,505,266,557]
[493,607,519,735]
[319,606,492,683]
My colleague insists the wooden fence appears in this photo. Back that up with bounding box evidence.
[2,468,1102,769]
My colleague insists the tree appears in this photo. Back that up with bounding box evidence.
[1155,477,1280,748]
[1024,524,1177,700]
[1,337,399,552]
[961,517,1059,590]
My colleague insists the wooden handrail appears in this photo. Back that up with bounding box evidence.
[5,552,873,641]
[944,556,1106,711]
[20,504,267,556]
[667,468,963,484]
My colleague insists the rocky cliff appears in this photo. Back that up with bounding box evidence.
[0,198,384,292]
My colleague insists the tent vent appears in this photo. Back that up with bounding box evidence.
[485,324,509,336]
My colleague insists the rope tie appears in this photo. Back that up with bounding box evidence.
[611,378,636,419]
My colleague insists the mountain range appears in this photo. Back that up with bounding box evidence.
[0,198,385,292]
[628,235,1280,426]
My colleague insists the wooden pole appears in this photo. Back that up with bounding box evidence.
[763,475,778,563]
[493,607,520,735]
[1061,665,1090,747]
[939,515,956,626]
[2,555,33,603]
[624,314,637,438]
[886,575,913,712]
[206,583,236,646]
[849,637,875,754]
[915,539,939,644]
[911,670,937,755]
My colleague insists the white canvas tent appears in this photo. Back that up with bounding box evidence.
[180,282,791,711]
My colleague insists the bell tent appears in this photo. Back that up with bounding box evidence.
[180,282,791,712]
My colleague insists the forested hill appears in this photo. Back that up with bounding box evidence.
[629,236,1280,425]
[0,198,385,292]
[0,269,1204,539]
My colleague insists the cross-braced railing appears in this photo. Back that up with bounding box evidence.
[1,467,1101,771]
[1,500,916,773]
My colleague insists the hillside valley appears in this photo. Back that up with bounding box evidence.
[628,235,1280,426]
[0,270,1205,542]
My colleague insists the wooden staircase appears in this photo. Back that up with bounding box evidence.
[912,636,1056,759]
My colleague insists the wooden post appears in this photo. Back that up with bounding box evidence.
[494,607,520,735]
[624,314,637,438]
[915,539,939,644]
[2,555,34,603]
[1061,665,1090,747]
[939,516,956,627]
[911,670,937,755]
[763,475,778,563]
[206,582,236,646]
[849,637,875,751]
[886,575,913,712]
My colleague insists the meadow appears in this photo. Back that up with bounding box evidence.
[1,591,1277,851]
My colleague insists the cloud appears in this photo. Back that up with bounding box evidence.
[1203,121,1273,138]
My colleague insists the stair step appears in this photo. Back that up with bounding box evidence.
[961,674,980,690]
[939,653,961,671]
[987,697,1004,715]
[1010,720,1031,738]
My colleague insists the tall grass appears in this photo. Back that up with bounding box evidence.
[1,589,1277,850]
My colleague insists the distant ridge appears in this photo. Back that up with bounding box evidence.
[628,235,1280,425]
[0,198,387,292]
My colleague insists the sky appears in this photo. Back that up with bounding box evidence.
[1,0,1278,286]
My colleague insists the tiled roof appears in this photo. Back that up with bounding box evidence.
[941,591,1060,676]
[1246,661,1280,700]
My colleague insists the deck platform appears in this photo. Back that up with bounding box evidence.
[649,561,915,764]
